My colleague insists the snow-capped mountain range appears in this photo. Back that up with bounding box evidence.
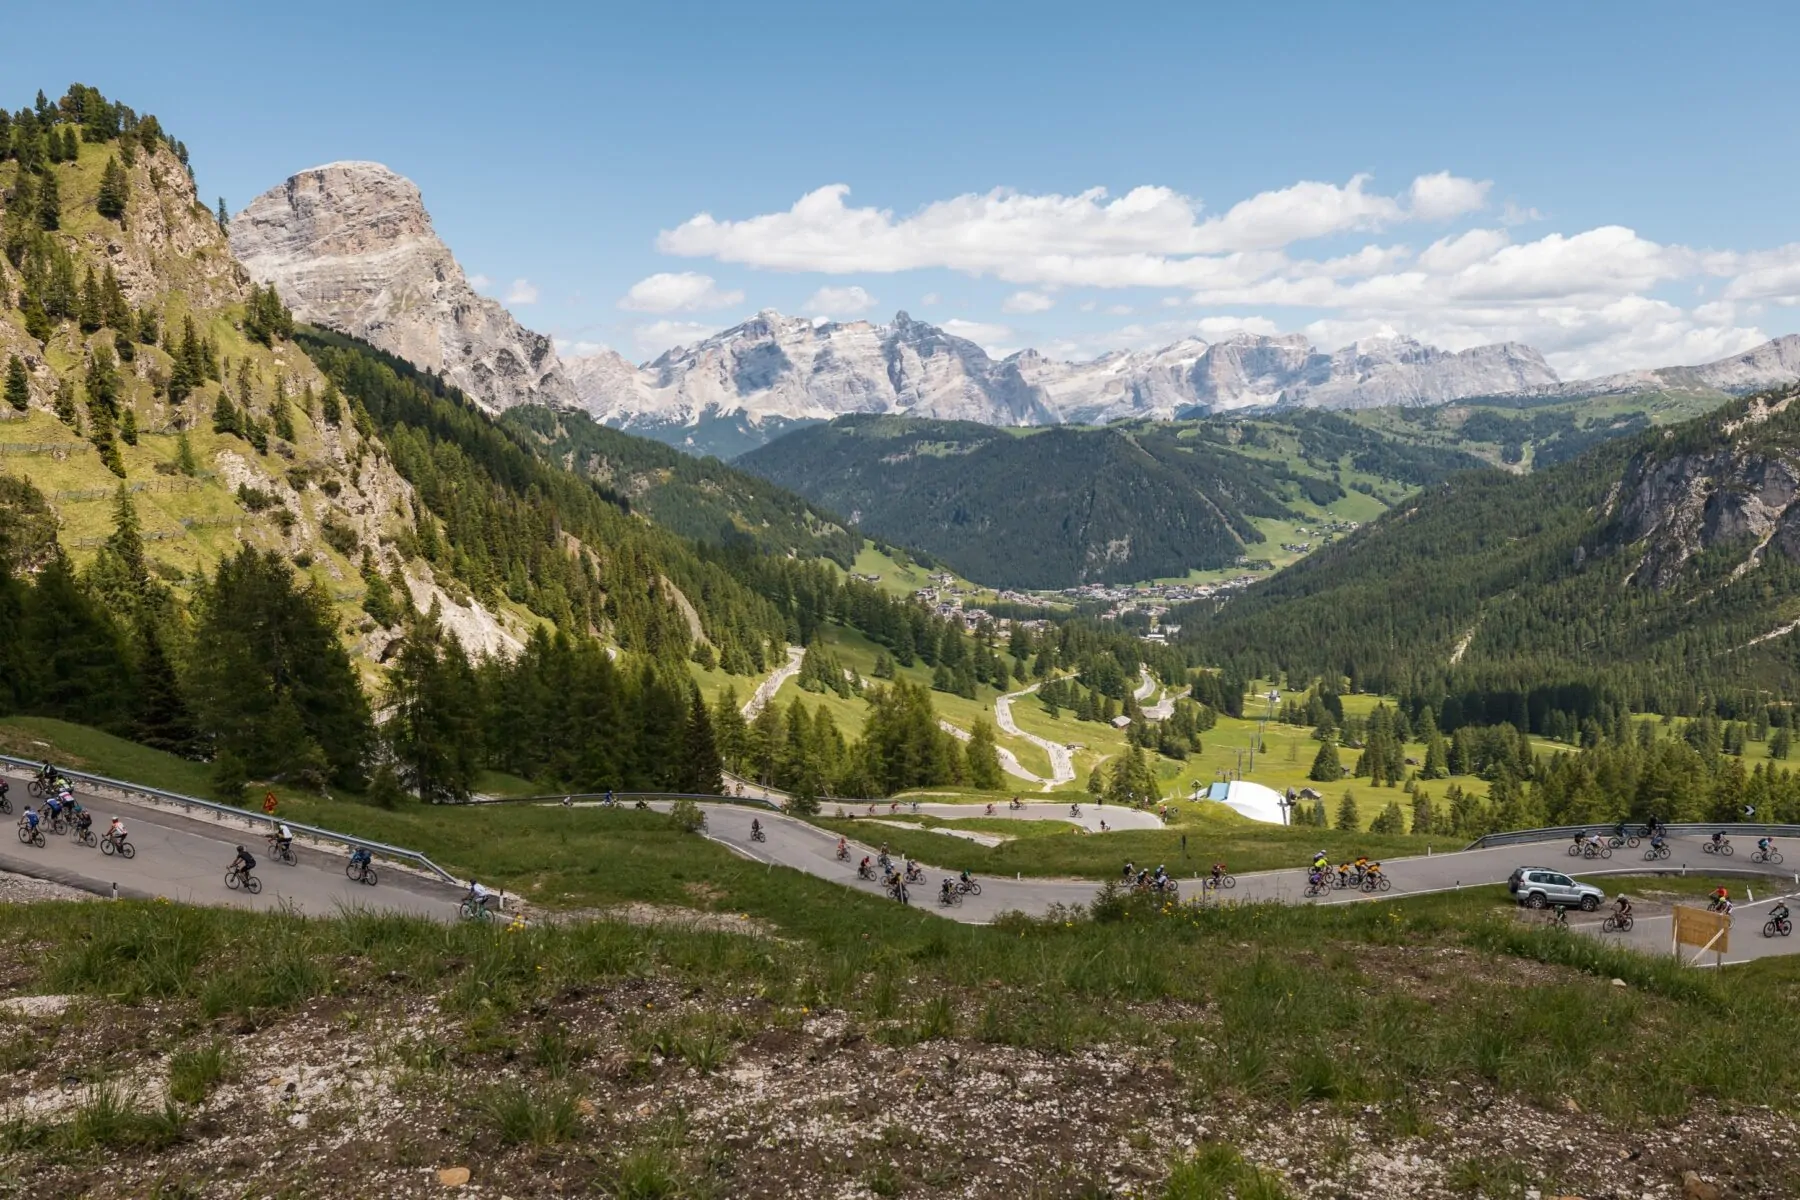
[568,311,1567,449]
[227,162,1800,456]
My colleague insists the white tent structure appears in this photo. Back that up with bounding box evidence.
[1201,780,1288,825]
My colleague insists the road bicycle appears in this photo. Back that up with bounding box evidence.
[1750,847,1785,865]
[1643,843,1671,861]
[267,838,298,866]
[224,865,262,895]
[955,878,983,897]
[459,894,497,922]
[345,859,378,886]
[937,886,962,908]
[1602,912,1635,933]
[1702,839,1733,857]
[1763,915,1792,938]
[15,822,44,848]
[100,831,135,859]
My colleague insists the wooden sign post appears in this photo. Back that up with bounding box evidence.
[1671,904,1730,968]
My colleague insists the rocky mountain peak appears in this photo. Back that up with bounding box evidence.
[230,162,578,415]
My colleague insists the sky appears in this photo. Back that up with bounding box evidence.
[7,0,1800,377]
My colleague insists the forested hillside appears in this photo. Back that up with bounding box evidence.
[1180,386,1800,725]
[0,82,1040,806]
[737,412,1481,588]
[499,402,859,566]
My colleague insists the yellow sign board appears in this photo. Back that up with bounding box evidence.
[1671,903,1730,961]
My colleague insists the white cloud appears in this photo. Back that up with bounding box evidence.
[941,318,1013,352]
[920,292,941,306]
[657,173,1489,286]
[802,284,878,317]
[1001,290,1055,314]
[505,279,539,304]
[469,273,491,289]
[554,338,612,358]
[633,320,718,357]
[618,271,744,313]
[1406,171,1492,221]
[648,170,1800,379]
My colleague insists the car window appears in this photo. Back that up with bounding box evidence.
[1551,874,1573,887]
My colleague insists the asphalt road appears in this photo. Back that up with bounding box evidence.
[702,806,1800,963]
[10,761,1794,966]
[0,771,462,920]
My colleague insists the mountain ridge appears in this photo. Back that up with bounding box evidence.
[230,161,580,416]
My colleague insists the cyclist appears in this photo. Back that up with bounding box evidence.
[750,817,762,837]
[106,816,127,844]
[1353,855,1370,877]
[20,805,39,835]
[1121,860,1136,880]
[859,855,873,878]
[959,868,975,890]
[230,844,257,879]
[1336,861,1352,887]
[1771,900,1791,926]
[1649,830,1668,853]
[1710,885,1730,913]
[274,822,294,858]
[1758,836,1774,856]
[1613,818,1629,842]
[73,808,92,838]
[1312,850,1329,872]
[42,791,63,822]
[1711,831,1727,850]
[1070,803,1082,817]
[1583,830,1604,855]
[468,879,497,914]
[1210,862,1226,884]
[349,845,373,871]
[1571,829,1588,852]
[1366,861,1385,881]
[985,802,996,816]
[940,878,956,903]
[836,835,848,857]
[1613,892,1633,921]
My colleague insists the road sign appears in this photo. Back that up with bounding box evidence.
[1671,903,1730,965]
[1743,805,1757,817]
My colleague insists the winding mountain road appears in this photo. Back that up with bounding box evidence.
[935,719,1046,786]
[742,646,805,719]
[994,684,1078,787]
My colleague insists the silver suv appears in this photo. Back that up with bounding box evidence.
[1508,866,1604,911]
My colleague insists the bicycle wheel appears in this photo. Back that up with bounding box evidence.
[27,780,42,799]
[245,875,262,895]
[345,862,360,880]
[1626,836,1640,848]
[1377,877,1392,891]
[1566,844,1582,857]
[1722,844,1734,856]
[78,830,96,848]
[225,870,241,890]
[1772,852,1786,865]
[119,840,135,859]
[1599,846,1611,859]
[1222,875,1236,889]
[1603,916,1619,932]
[100,837,115,856]
[361,867,377,887]
[15,826,29,845]
[30,830,43,848]
[0,796,10,815]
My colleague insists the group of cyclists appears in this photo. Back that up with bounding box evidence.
[836,835,975,907]
[12,764,125,854]
[1120,860,1184,896]
[1305,850,1388,895]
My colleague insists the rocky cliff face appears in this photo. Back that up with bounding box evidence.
[230,162,578,415]
[1601,391,1800,589]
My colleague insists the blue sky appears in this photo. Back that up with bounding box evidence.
[7,0,1800,375]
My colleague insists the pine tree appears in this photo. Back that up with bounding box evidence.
[96,156,129,220]
[35,169,59,230]
[4,356,27,412]
[271,376,295,441]
[1336,789,1360,831]
[175,430,198,476]
[676,687,724,798]
[132,621,199,757]
[53,379,79,430]
[1309,737,1343,782]
[384,606,482,803]
[320,381,343,426]
[212,392,240,437]
[1086,765,1104,796]
[1369,797,1406,834]
[1411,792,1436,835]
[216,197,229,231]
[966,717,1003,790]
[78,266,102,332]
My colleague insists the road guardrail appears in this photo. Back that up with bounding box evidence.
[0,753,460,884]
